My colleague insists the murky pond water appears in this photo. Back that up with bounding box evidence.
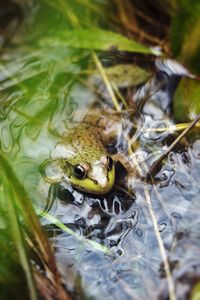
[0,1,200,300]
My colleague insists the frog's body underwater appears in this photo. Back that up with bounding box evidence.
[41,109,127,195]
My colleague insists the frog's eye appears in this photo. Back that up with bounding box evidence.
[74,164,87,179]
[107,156,113,170]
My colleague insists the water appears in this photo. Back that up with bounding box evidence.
[0,2,200,300]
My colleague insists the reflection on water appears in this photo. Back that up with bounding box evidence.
[0,7,200,300]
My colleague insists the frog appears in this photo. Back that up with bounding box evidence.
[41,100,176,196]
[40,107,132,195]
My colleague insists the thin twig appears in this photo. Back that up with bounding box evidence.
[147,114,200,177]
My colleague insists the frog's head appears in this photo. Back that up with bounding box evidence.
[42,143,115,195]
[66,155,115,195]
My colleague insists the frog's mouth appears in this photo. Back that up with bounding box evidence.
[70,166,115,195]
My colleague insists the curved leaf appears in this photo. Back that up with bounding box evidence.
[41,29,155,54]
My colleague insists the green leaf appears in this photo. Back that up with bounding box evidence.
[94,64,151,88]
[173,77,200,122]
[170,0,200,74]
[39,0,106,28]
[0,156,38,300]
[40,29,154,54]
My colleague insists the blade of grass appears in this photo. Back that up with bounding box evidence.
[5,183,38,300]
[0,149,71,300]
[42,29,153,54]
[37,208,111,255]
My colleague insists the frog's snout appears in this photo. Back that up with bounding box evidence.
[93,161,115,194]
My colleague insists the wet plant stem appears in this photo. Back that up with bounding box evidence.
[143,183,177,300]
[130,153,177,300]
[143,121,200,133]
[111,81,128,109]
[92,52,121,111]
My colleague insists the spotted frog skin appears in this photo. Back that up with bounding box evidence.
[41,122,115,195]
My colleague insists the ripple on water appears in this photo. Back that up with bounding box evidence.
[192,139,200,159]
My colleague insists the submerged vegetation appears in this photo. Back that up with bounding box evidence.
[0,0,200,300]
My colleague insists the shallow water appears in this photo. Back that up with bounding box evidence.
[38,63,200,300]
[1,2,200,300]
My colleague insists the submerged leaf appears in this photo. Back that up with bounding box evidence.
[94,64,151,88]
[173,77,200,122]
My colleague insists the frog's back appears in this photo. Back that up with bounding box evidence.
[63,123,107,165]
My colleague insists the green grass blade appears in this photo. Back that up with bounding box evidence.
[0,149,71,299]
[38,208,111,255]
[41,29,155,54]
[5,186,38,300]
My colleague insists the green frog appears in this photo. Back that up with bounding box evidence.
[41,105,171,195]
[40,108,129,195]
